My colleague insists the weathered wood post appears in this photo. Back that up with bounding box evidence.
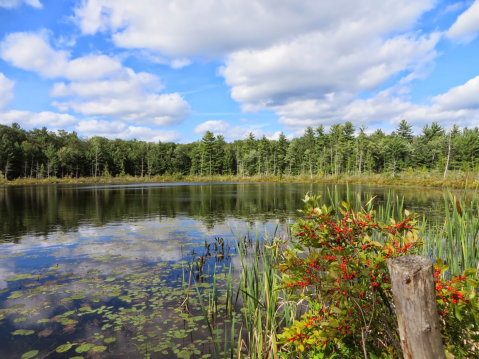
[387,255,445,359]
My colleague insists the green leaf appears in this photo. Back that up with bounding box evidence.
[454,304,463,321]
[12,329,34,336]
[76,344,94,353]
[56,344,73,353]
[92,346,107,353]
[341,201,351,210]
[21,350,39,359]
[331,306,342,314]
[467,278,479,287]
[104,337,116,343]
[463,268,477,277]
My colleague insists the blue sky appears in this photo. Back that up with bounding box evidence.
[0,0,479,143]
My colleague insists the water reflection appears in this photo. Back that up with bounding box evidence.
[0,182,467,358]
[0,182,459,243]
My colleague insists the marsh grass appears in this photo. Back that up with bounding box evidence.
[1,170,477,189]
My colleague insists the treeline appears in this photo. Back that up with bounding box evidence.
[0,120,470,180]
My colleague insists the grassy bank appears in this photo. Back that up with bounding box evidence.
[0,170,477,189]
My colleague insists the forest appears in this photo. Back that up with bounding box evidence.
[0,120,470,180]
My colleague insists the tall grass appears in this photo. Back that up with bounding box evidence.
[1,171,477,189]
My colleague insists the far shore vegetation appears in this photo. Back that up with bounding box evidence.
[0,119,473,188]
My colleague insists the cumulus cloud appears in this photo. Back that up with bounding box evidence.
[0,32,122,80]
[432,75,479,111]
[194,120,279,141]
[447,0,479,41]
[220,29,440,111]
[0,0,41,8]
[52,92,190,126]
[73,0,434,58]
[275,76,479,132]
[0,110,78,129]
[0,73,14,110]
[0,32,191,126]
[50,70,163,98]
[76,119,182,142]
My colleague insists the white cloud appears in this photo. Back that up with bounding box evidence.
[448,0,479,41]
[73,0,435,58]
[0,0,41,8]
[432,75,479,110]
[194,120,231,134]
[0,32,122,80]
[50,70,163,98]
[274,76,479,132]
[0,32,191,126]
[194,119,274,141]
[0,110,78,128]
[0,73,14,110]
[53,92,190,126]
[220,31,440,111]
[76,119,182,142]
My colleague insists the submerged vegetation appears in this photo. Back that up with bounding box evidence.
[2,186,479,358]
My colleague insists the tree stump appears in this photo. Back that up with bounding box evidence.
[387,255,446,359]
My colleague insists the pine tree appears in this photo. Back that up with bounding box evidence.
[396,119,413,142]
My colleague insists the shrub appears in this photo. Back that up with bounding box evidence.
[277,194,479,358]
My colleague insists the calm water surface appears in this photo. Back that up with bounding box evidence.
[0,183,456,358]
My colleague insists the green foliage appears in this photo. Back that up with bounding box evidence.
[0,120,478,181]
[277,194,479,358]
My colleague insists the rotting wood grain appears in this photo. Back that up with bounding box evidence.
[388,255,446,359]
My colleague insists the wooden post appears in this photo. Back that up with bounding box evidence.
[387,255,446,359]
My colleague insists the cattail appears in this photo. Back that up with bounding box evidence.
[454,196,462,216]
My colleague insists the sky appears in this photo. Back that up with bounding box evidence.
[0,0,479,143]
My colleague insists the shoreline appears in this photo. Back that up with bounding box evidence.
[0,172,476,189]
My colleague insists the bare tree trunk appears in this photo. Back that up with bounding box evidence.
[273,153,276,176]
[95,146,98,178]
[444,130,452,181]
[330,147,333,175]
[359,148,363,176]
[4,161,10,180]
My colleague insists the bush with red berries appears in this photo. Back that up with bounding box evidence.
[277,194,479,358]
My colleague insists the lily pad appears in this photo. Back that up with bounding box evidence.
[92,346,107,352]
[56,344,73,353]
[75,344,94,353]
[71,294,86,300]
[104,337,116,343]
[21,350,39,359]
[38,329,53,337]
[6,274,36,282]
[7,291,23,299]
[13,329,35,336]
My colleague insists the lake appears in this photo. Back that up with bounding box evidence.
[0,182,459,358]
